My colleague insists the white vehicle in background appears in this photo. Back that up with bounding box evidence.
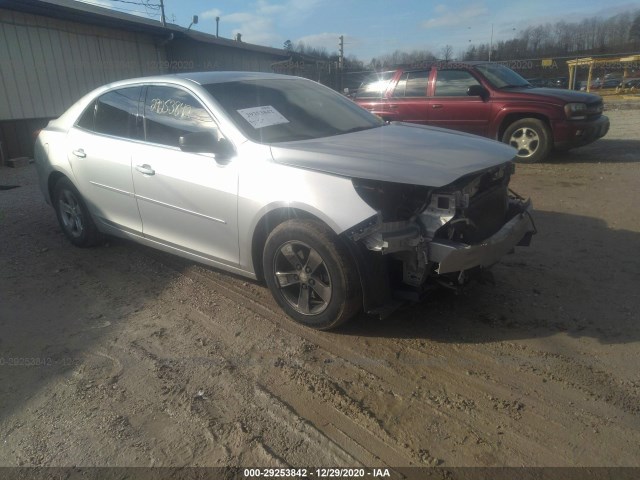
[34,72,535,330]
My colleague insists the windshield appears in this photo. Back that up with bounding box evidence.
[203,78,383,143]
[475,64,530,88]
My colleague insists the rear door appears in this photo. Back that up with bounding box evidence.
[382,70,430,123]
[66,86,143,234]
[427,69,492,136]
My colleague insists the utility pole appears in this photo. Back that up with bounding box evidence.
[159,0,166,26]
[488,23,493,61]
[338,35,344,92]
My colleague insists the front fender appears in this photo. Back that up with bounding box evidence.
[236,144,377,272]
[492,104,561,139]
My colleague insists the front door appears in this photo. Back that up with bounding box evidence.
[427,69,492,136]
[131,85,239,265]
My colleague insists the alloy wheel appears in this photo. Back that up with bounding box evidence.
[58,189,84,238]
[509,127,540,159]
[273,241,332,315]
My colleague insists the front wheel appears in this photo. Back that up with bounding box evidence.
[502,118,552,163]
[262,219,362,330]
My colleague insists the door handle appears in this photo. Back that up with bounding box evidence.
[431,104,443,109]
[72,149,86,158]
[387,105,399,110]
[135,164,155,176]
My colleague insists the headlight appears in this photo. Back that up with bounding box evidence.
[564,102,587,120]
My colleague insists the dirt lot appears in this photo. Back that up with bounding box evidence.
[1,108,639,475]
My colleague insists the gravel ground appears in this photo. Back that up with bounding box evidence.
[0,109,639,476]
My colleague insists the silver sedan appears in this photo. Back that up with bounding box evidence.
[34,71,535,330]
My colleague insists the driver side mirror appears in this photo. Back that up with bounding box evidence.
[179,130,236,161]
[467,84,489,100]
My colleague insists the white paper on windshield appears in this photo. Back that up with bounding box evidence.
[237,106,289,129]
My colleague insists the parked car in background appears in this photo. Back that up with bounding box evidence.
[590,78,623,89]
[34,72,535,330]
[525,77,548,88]
[525,77,567,89]
[354,62,610,163]
[620,77,640,90]
[549,77,568,89]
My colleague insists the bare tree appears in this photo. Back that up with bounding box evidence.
[440,44,454,62]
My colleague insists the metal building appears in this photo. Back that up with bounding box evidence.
[0,0,290,163]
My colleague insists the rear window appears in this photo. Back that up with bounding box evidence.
[76,87,142,139]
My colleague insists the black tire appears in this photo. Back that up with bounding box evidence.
[262,219,362,330]
[53,177,100,247]
[502,118,552,163]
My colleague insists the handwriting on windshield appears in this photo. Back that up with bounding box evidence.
[149,98,192,119]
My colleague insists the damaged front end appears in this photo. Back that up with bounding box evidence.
[344,162,535,314]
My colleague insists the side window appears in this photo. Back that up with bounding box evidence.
[392,73,408,98]
[404,70,429,97]
[144,86,216,147]
[76,101,96,130]
[392,70,429,97]
[434,70,481,97]
[93,87,142,138]
[355,72,394,99]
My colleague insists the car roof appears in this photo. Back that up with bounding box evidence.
[97,71,304,92]
[172,71,296,85]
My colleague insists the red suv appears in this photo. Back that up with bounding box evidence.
[354,62,610,163]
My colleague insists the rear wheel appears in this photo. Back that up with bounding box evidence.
[263,219,361,330]
[502,118,551,163]
[53,177,100,247]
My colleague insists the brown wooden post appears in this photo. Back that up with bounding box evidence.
[568,62,574,91]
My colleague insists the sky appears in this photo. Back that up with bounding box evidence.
[75,0,640,62]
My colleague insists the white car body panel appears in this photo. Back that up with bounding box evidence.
[66,127,143,234]
[130,141,240,266]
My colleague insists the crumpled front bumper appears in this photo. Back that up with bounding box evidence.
[428,199,535,275]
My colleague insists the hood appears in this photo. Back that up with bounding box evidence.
[509,87,602,104]
[269,123,515,188]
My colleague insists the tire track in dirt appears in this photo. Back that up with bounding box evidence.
[148,246,640,466]
[143,251,577,466]
[126,262,418,469]
[118,278,396,467]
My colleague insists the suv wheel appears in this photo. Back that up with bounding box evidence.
[53,177,100,247]
[502,118,551,163]
[263,219,361,330]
